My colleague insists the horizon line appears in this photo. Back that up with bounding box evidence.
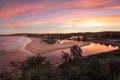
[0,30,120,35]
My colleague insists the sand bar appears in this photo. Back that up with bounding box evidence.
[26,38,90,54]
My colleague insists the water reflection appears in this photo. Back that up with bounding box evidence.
[0,36,35,71]
[0,36,32,52]
[94,42,118,48]
[0,36,119,66]
[81,42,118,56]
[42,42,118,64]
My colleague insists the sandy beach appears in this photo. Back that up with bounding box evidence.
[26,38,90,54]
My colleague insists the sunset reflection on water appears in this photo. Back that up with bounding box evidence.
[42,42,118,64]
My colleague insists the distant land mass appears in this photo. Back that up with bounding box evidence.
[0,31,120,36]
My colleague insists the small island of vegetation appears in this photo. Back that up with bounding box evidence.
[42,38,56,44]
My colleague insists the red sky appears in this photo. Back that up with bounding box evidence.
[0,0,120,34]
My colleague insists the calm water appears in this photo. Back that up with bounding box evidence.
[0,36,31,52]
[0,36,118,65]
[0,36,35,71]
[42,41,118,64]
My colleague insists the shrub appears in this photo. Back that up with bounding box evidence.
[61,45,82,63]
[20,55,46,72]
[43,38,56,44]
[0,71,12,80]
[22,66,53,80]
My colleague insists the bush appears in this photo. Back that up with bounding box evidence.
[0,71,12,80]
[22,66,53,80]
[43,38,56,44]
[20,56,54,80]
[1,49,120,80]
[20,55,46,72]
[61,45,82,63]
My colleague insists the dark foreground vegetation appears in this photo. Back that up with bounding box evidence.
[0,46,120,80]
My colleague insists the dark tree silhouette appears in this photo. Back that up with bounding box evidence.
[70,45,82,60]
[61,51,72,62]
[61,45,83,62]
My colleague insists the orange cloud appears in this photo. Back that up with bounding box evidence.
[12,22,29,27]
[106,5,120,10]
[58,14,120,27]
[80,0,112,6]
[0,14,120,28]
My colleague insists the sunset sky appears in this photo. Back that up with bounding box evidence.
[0,0,120,34]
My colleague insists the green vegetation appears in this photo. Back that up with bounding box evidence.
[0,47,120,80]
[42,38,56,44]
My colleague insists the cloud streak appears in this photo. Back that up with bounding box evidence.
[0,0,120,19]
[1,14,120,28]
[0,0,120,33]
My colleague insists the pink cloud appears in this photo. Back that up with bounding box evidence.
[0,0,120,28]
[0,14,120,28]
[0,0,120,19]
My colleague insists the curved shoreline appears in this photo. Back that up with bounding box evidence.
[25,37,90,54]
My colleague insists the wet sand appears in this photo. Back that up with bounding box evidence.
[0,36,35,72]
[26,38,90,54]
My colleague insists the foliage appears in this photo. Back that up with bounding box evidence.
[70,45,82,59]
[0,49,120,80]
[0,71,12,80]
[61,51,72,62]
[20,55,54,80]
[22,65,53,80]
[61,45,82,62]
[20,55,46,72]
[109,61,120,80]
[59,49,120,80]
[43,38,56,44]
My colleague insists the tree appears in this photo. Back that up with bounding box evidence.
[70,45,82,60]
[61,45,83,63]
[61,51,72,62]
